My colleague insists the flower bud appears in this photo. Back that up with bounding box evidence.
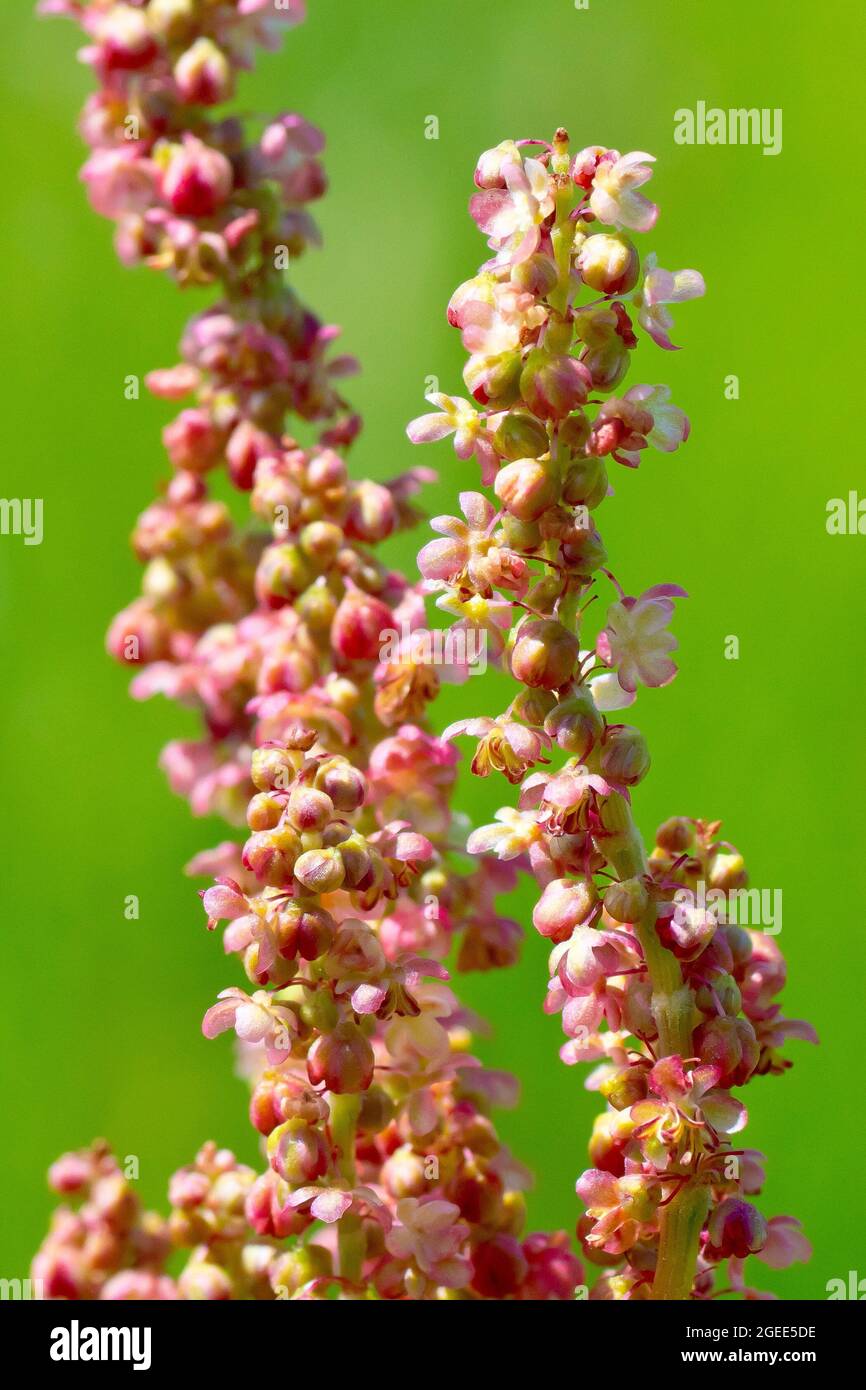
[708,850,747,891]
[293,847,346,894]
[267,1119,330,1185]
[533,877,598,942]
[562,457,608,509]
[464,350,523,408]
[381,1145,429,1198]
[511,252,559,297]
[250,1071,329,1136]
[163,409,222,473]
[560,525,608,576]
[345,481,396,544]
[499,513,540,551]
[299,521,343,567]
[603,876,649,924]
[544,689,604,757]
[307,1020,375,1093]
[160,137,233,218]
[251,746,296,794]
[292,905,337,961]
[588,1110,635,1176]
[510,688,557,725]
[599,726,651,786]
[706,1198,768,1260]
[577,234,639,294]
[242,826,302,886]
[494,458,558,522]
[148,0,195,36]
[655,816,693,853]
[245,1171,307,1239]
[314,757,367,812]
[474,139,522,188]
[599,1064,648,1111]
[331,589,394,663]
[174,38,233,106]
[509,619,579,690]
[178,1261,233,1301]
[298,987,339,1034]
[470,1235,528,1299]
[226,420,273,491]
[558,413,592,453]
[581,339,630,393]
[246,792,284,831]
[358,1085,396,1135]
[255,543,313,607]
[520,350,592,420]
[492,410,550,461]
[694,1015,759,1087]
[695,971,742,1017]
[656,903,718,961]
[285,786,334,833]
[270,1244,332,1297]
[295,581,337,633]
[97,3,159,72]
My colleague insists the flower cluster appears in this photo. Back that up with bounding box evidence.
[408,130,816,1299]
[34,3,583,1300]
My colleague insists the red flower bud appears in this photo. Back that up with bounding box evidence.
[510,618,579,690]
[533,877,597,942]
[694,1015,759,1086]
[706,1198,768,1260]
[307,1020,375,1093]
[520,350,592,420]
[331,590,394,662]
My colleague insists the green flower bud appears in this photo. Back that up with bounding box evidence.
[544,688,605,757]
[492,410,550,461]
[511,688,558,725]
[599,726,651,786]
[562,457,608,509]
[494,457,559,522]
[599,1063,648,1111]
[577,233,640,295]
[604,876,649,923]
[510,253,559,297]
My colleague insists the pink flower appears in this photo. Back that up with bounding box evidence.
[630,1057,747,1169]
[202,986,298,1064]
[287,1183,391,1229]
[623,383,690,453]
[469,157,555,265]
[444,715,549,783]
[635,254,706,350]
[467,807,544,860]
[598,583,687,692]
[418,491,527,597]
[385,1198,471,1288]
[576,1169,661,1256]
[589,151,658,232]
[255,114,326,203]
[449,275,547,355]
[520,764,613,833]
[81,147,157,220]
[406,392,496,481]
[756,1215,813,1269]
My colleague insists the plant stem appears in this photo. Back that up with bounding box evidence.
[330,1093,364,1284]
[606,807,701,1297]
[652,1184,710,1301]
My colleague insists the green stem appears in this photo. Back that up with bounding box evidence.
[652,1184,710,1301]
[330,1093,364,1284]
[605,806,702,1298]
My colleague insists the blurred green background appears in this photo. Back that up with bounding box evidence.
[1,0,863,1298]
